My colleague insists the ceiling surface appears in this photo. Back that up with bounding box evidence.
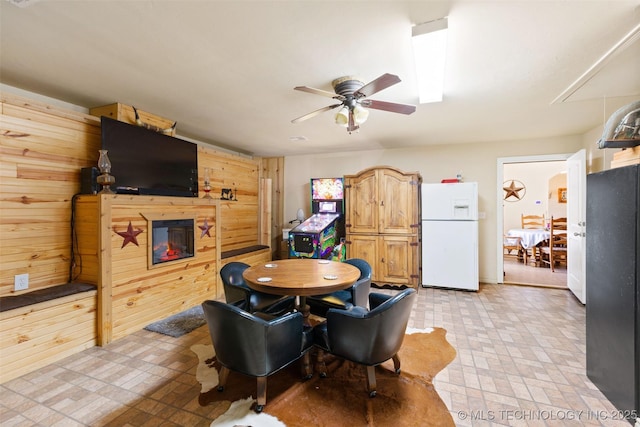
[1,0,639,157]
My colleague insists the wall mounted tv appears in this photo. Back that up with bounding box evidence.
[100,116,198,197]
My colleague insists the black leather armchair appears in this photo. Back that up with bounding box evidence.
[220,261,295,315]
[307,258,372,317]
[313,288,416,397]
[202,299,314,412]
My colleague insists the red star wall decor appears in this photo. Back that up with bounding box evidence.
[199,218,212,238]
[116,221,143,248]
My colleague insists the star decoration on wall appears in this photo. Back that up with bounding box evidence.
[116,221,143,248]
[199,218,212,238]
[503,180,526,201]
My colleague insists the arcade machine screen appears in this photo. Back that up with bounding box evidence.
[312,177,343,200]
[312,177,343,214]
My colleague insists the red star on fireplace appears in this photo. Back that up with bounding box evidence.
[116,221,143,248]
[199,218,212,238]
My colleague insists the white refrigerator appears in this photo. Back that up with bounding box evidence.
[421,182,479,291]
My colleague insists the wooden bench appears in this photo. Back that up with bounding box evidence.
[0,283,96,312]
[0,283,97,383]
[221,244,271,266]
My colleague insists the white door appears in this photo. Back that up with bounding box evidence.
[567,149,586,304]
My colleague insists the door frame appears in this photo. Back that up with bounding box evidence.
[496,153,572,283]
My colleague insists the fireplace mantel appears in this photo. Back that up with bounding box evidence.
[74,194,221,345]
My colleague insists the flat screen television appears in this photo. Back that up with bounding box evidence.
[100,116,198,197]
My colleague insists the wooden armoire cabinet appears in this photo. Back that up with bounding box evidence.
[344,166,422,288]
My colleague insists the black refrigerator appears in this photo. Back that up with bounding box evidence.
[586,163,640,424]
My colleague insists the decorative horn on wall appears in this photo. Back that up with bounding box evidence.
[132,106,177,135]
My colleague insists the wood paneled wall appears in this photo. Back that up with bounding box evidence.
[0,291,97,383]
[74,195,220,344]
[260,157,285,259]
[199,148,261,252]
[0,92,284,382]
[0,94,102,295]
[0,93,266,298]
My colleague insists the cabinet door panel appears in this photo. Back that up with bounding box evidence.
[379,169,419,234]
[379,235,416,284]
[346,234,379,280]
[345,171,378,234]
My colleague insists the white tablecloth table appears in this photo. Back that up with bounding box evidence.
[507,228,551,249]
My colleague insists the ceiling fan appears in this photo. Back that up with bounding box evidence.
[291,73,416,133]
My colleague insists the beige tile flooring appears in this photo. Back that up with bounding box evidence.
[1,283,632,427]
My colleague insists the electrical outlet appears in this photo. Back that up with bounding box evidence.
[14,273,29,291]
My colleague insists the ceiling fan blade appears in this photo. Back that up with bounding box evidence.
[362,99,416,115]
[354,73,401,98]
[294,86,341,99]
[291,103,342,123]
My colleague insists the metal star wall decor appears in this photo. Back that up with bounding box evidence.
[116,221,143,248]
[199,218,212,238]
[503,180,526,201]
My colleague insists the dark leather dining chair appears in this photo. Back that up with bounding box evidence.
[202,299,314,413]
[313,287,416,397]
[307,258,372,317]
[219,261,295,316]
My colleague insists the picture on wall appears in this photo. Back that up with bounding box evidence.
[558,187,567,203]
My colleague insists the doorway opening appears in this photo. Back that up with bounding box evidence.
[497,154,571,288]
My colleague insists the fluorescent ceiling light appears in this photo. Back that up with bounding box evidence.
[412,18,448,104]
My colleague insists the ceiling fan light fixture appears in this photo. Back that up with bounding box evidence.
[293,73,415,133]
[353,104,369,124]
[412,17,448,104]
[335,106,349,126]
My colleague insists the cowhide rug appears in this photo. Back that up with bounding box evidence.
[193,327,456,427]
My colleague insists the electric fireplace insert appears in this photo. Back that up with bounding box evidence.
[151,218,195,266]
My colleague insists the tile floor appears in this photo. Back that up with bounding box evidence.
[503,257,567,288]
[1,284,633,427]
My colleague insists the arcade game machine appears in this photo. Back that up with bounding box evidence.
[288,177,346,260]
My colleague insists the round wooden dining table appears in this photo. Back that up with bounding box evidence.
[243,258,360,378]
[242,258,360,323]
[243,258,359,295]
